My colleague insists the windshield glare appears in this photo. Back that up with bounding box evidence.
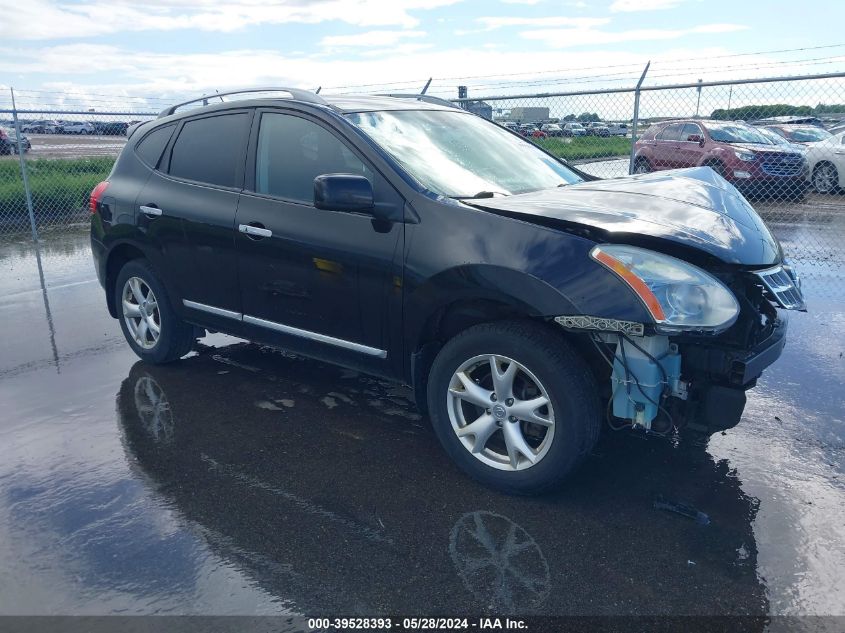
[346,110,582,197]
[784,127,832,142]
[708,123,771,145]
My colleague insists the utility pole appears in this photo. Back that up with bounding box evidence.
[695,78,702,118]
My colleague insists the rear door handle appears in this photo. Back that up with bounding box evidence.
[239,224,272,239]
[140,205,162,218]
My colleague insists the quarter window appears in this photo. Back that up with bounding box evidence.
[135,124,175,168]
[168,113,250,188]
[255,113,372,202]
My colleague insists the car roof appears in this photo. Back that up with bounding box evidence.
[322,95,459,113]
[157,94,461,121]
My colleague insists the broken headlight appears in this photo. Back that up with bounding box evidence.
[590,244,739,333]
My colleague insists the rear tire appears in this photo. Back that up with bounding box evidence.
[115,259,195,364]
[427,321,601,495]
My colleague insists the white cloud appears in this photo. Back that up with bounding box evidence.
[499,0,545,4]
[477,16,610,30]
[521,23,748,47]
[610,0,683,12]
[321,30,426,47]
[0,0,464,40]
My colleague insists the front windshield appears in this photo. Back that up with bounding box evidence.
[346,110,583,197]
[707,123,772,145]
[783,127,832,142]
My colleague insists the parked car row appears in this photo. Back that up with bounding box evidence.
[633,117,845,197]
[499,120,628,139]
[0,127,31,154]
[633,120,807,199]
[9,119,130,135]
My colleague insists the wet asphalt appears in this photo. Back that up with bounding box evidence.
[0,231,843,619]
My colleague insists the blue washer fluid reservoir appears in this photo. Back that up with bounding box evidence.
[610,335,682,430]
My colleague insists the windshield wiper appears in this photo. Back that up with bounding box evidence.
[451,191,508,199]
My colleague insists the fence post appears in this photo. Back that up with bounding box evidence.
[10,87,39,242]
[628,62,651,175]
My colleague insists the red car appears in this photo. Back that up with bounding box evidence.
[633,119,807,197]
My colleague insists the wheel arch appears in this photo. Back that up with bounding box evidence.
[104,242,155,318]
[405,265,584,414]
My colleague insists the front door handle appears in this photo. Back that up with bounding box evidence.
[239,224,272,239]
[140,205,162,218]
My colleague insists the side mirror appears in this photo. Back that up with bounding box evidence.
[688,134,704,145]
[314,174,374,213]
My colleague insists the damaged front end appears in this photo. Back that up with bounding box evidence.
[557,247,804,436]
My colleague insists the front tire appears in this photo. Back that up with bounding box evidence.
[813,162,838,194]
[427,321,601,494]
[115,259,195,364]
[633,157,651,174]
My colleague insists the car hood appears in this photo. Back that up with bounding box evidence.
[731,142,801,156]
[467,166,781,265]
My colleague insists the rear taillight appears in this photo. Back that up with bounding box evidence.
[89,181,109,214]
[0,129,7,140]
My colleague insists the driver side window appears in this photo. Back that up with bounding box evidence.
[255,113,373,203]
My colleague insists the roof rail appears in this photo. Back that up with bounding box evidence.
[377,94,460,109]
[158,87,328,118]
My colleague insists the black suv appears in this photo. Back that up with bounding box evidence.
[91,88,804,494]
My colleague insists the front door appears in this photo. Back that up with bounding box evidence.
[235,110,404,364]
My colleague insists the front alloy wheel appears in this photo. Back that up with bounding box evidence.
[448,354,555,471]
[813,163,838,194]
[427,321,601,494]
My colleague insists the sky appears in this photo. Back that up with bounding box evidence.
[0,0,844,110]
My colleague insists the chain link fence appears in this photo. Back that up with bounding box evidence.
[454,71,845,285]
[1,74,844,286]
[0,90,155,240]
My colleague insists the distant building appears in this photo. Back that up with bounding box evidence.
[510,106,550,123]
[465,100,493,120]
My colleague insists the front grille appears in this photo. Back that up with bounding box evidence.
[755,265,806,310]
[761,155,804,177]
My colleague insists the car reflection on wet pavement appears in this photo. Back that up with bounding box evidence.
[0,232,843,619]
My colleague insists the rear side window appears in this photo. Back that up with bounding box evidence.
[168,113,250,188]
[135,124,175,168]
[254,112,372,202]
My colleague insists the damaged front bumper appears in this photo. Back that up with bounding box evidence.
[676,316,788,433]
[562,315,789,435]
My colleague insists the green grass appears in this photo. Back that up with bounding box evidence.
[0,156,115,227]
[533,136,632,161]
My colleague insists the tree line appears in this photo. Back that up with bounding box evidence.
[710,103,845,121]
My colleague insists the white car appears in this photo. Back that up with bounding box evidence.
[62,121,95,135]
[804,131,845,193]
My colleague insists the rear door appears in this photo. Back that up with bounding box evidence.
[137,109,252,317]
[235,109,404,367]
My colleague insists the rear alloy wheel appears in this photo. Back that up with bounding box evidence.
[813,163,838,194]
[115,259,196,364]
[428,321,601,494]
[122,277,161,350]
